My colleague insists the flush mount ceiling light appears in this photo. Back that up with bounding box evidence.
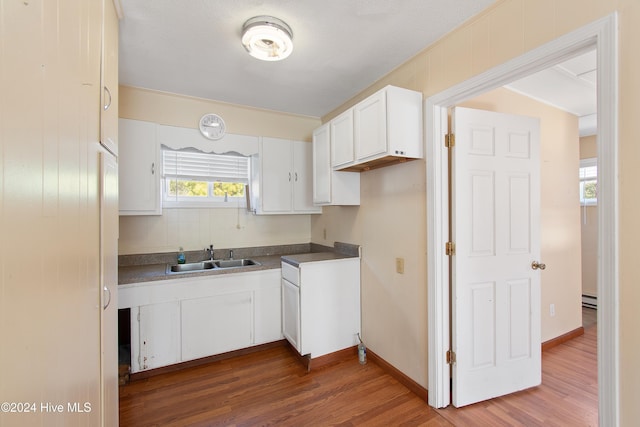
[241,16,293,61]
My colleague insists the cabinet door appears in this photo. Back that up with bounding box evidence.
[118,119,161,215]
[135,302,180,372]
[312,124,331,205]
[254,285,283,344]
[100,0,118,156]
[292,141,321,213]
[261,137,293,212]
[331,109,354,168]
[282,279,301,353]
[181,292,253,361]
[354,90,387,161]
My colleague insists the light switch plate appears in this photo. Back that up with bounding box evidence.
[396,258,405,274]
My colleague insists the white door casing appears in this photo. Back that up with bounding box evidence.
[451,107,541,407]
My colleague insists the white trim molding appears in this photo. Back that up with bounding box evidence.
[426,13,619,426]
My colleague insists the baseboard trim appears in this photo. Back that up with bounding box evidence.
[284,343,359,372]
[310,346,358,370]
[128,340,288,382]
[541,326,585,352]
[367,349,428,402]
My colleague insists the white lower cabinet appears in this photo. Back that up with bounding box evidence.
[281,258,361,358]
[281,278,301,352]
[120,269,282,373]
[181,292,253,361]
[133,301,181,372]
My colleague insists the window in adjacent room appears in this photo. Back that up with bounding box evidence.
[579,157,597,206]
[162,148,250,208]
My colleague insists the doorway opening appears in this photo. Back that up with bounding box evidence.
[426,13,618,425]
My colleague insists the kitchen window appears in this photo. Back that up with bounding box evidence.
[162,148,250,208]
[579,157,597,206]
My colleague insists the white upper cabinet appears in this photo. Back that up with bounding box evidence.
[118,118,161,215]
[252,137,321,215]
[354,90,387,162]
[331,109,355,169]
[100,0,119,156]
[312,124,360,206]
[337,85,423,172]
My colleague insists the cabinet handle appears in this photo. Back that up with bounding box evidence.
[288,172,291,182]
[103,286,111,310]
[103,86,112,111]
[151,162,155,175]
[295,172,298,181]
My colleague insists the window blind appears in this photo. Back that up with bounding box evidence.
[162,149,250,182]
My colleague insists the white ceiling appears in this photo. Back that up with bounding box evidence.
[118,1,597,135]
[506,49,597,136]
[118,0,495,117]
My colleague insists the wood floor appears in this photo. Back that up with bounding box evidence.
[120,322,597,426]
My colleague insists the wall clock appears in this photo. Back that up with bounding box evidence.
[199,113,226,140]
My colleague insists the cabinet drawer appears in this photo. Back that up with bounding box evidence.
[281,262,299,286]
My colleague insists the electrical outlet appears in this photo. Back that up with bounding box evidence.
[550,303,556,317]
[396,258,405,274]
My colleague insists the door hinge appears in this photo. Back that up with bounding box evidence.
[446,350,456,365]
[445,133,455,148]
[445,241,456,256]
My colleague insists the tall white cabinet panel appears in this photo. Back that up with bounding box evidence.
[118,118,161,215]
[99,0,119,157]
[312,124,360,206]
[181,292,253,361]
[133,301,181,373]
[253,137,321,214]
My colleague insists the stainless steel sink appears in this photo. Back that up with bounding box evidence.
[167,261,216,273]
[166,258,261,274]
[214,259,261,268]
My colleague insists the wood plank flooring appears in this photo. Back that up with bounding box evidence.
[120,323,597,426]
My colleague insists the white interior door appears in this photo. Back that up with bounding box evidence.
[451,106,542,407]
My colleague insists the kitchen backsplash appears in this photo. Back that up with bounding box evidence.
[118,207,313,255]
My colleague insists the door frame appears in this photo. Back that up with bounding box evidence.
[426,13,619,425]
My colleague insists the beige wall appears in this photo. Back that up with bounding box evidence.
[314,1,640,422]
[580,135,598,297]
[118,86,322,255]
[460,87,582,342]
[120,85,320,141]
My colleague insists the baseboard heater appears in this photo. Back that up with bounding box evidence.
[582,294,597,309]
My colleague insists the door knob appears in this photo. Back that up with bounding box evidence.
[531,261,546,270]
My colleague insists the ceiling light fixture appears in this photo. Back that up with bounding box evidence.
[241,16,293,62]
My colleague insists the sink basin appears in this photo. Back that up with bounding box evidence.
[166,259,261,274]
[167,261,216,273]
[214,259,261,269]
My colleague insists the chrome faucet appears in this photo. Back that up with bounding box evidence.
[207,244,214,261]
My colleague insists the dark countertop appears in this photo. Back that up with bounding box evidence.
[280,251,355,267]
[118,242,360,285]
[118,254,284,285]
